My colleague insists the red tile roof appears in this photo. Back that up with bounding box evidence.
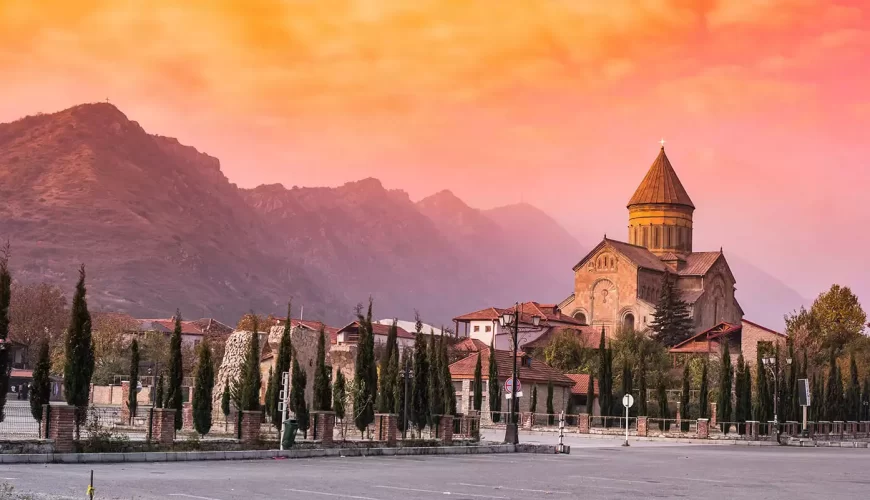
[522,325,598,350]
[565,373,599,396]
[628,146,695,209]
[449,348,574,386]
[453,307,502,322]
[668,322,741,354]
[137,318,232,336]
[454,302,583,327]
[452,338,488,353]
[336,321,414,340]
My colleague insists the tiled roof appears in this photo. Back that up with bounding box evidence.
[565,373,599,396]
[454,302,583,327]
[336,321,414,340]
[522,325,598,350]
[452,338,488,353]
[668,322,741,354]
[601,239,668,272]
[678,289,705,304]
[676,252,722,276]
[449,348,574,386]
[453,307,502,322]
[137,318,230,336]
[628,147,695,208]
[272,317,342,344]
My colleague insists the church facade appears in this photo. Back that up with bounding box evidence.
[558,146,743,337]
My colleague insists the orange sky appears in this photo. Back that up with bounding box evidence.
[2,0,869,315]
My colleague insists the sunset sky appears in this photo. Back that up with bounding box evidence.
[2,0,869,316]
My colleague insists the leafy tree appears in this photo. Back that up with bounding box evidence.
[8,281,67,369]
[810,285,867,354]
[238,315,261,411]
[542,329,588,372]
[128,339,140,424]
[734,354,746,434]
[376,320,399,413]
[428,331,443,425]
[546,379,555,424]
[154,374,165,408]
[165,312,184,430]
[192,339,215,435]
[63,265,95,432]
[30,342,52,423]
[269,304,293,430]
[680,362,690,431]
[0,245,10,422]
[718,343,733,433]
[530,385,538,414]
[353,300,377,435]
[440,335,456,415]
[847,353,861,421]
[649,271,694,347]
[487,339,501,423]
[824,350,844,421]
[290,356,309,437]
[699,360,709,419]
[472,353,483,412]
[313,326,332,411]
[411,312,430,432]
[333,370,347,422]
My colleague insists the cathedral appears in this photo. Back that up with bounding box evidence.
[558,146,743,337]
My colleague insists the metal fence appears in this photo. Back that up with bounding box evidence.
[0,404,40,439]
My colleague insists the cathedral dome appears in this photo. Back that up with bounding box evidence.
[628,146,695,209]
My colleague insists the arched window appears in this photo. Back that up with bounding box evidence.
[623,313,635,331]
[574,312,587,325]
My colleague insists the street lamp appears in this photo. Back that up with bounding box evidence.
[402,362,414,440]
[762,355,792,439]
[499,303,540,445]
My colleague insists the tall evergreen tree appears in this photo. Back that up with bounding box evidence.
[165,311,184,430]
[597,328,612,419]
[755,349,770,426]
[718,343,733,433]
[824,350,844,421]
[290,356,310,437]
[680,362,690,431]
[785,339,798,422]
[221,379,230,427]
[657,377,670,430]
[741,364,752,430]
[0,245,10,422]
[313,326,332,411]
[411,312,430,431]
[127,339,140,424]
[530,385,538,414]
[734,354,746,434]
[376,320,399,413]
[699,360,709,419]
[587,371,597,415]
[428,331,443,425]
[30,342,52,424]
[265,366,275,419]
[440,334,456,416]
[154,374,164,409]
[192,339,215,435]
[63,265,95,431]
[810,374,822,421]
[621,359,633,418]
[353,300,377,435]
[333,370,347,423]
[637,353,647,416]
[862,377,870,421]
[546,379,555,424]
[473,353,483,412]
[396,356,408,433]
[487,339,501,423]
[649,271,694,347]
[269,305,293,430]
[847,353,860,421]
[239,315,261,411]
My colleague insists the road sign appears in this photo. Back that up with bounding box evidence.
[278,402,285,413]
[504,379,522,394]
[505,392,523,400]
[798,378,810,406]
[622,394,634,408]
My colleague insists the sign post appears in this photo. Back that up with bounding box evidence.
[798,378,811,436]
[504,379,523,400]
[622,394,635,447]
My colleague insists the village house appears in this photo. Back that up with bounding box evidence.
[134,317,233,348]
[452,301,587,352]
[565,373,599,416]
[668,319,787,366]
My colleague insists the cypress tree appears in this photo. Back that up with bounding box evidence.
[63,265,95,432]
[657,377,670,430]
[388,348,400,419]
[192,339,215,435]
[221,379,230,427]
[734,354,746,434]
[313,326,332,411]
[269,305,293,430]
[165,311,184,430]
[755,349,770,426]
[649,271,694,347]
[637,353,647,416]
[265,366,275,420]
[810,374,822,421]
[440,335,456,416]
[587,371,597,415]
[824,351,844,422]
[487,340,501,423]
[530,385,538,414]
[239,315,261,411]
[862,377,870,422]
[718,342,733,433]
[154,374,164,409]
[30,342,52,424]
[785,339,798,422]
[127,339,140,424]
[353,300,377,435]
[290,356,309,437]
[621,359,633,418]
[741,365,752,430]
[333,370,346,422]
[473,353,483,412]
[546,379,555,425]
[847,353,860,421]
[0,246,10,422]
[680,362,690,431]
[428,331,442,426]
[396,355,408,433]
[376,321,398,413]
[411,313,430,432]
[597,328,612,420]
[699,360,709,419]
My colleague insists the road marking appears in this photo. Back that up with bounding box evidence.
[659,476,727,484]
[569,475,648,484]
[458,483,571,494]
[284,488,382,500]
[168,494,223,500]
[375,485,507,499]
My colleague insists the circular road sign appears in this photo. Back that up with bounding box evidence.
[504,379,522,394]
[622,394,635,408]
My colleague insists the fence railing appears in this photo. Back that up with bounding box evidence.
[0,404,41,439]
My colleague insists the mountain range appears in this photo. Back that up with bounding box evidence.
[0,103,803,329]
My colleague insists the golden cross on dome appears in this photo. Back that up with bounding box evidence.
[659,138,666,148]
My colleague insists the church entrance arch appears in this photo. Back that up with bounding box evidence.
[573,311,588,325]
[623,313,635,331]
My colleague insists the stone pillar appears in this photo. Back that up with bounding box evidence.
[312,411,336,446]
[697,418,710,439]
[41,405,77,453]
[747,420,759,440]
[578,413,590,434]
[239,410,261,446]
[710,403,718,428]
[120,382,131,424]
[438,415,454,445]
[637,416,648,437]
[522,412,534,430]
[374,413,398,446]
[151,408,176,447]
[182,403,194,431]
[675,401,681,431]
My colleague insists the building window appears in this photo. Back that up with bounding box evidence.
[623,313,635,331]
[485,325,492,333]
[473,325,480,332]
[453,381,463,393]
[574,312,587,324]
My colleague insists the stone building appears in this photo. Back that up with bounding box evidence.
[668,319,787,366]
[452,302,588,351]
[558,146,743,337]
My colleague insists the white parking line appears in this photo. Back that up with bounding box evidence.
[659,476,727,483]
[375,485,508,499]
[168,494,223,500]
[284,488,382,500]
[458,482,571,494]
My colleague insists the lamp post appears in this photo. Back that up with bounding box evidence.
[402,362,413,440]
[762,355,791,438]
[499,303,540,445]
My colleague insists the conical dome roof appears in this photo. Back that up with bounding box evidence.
[627,147,695,209]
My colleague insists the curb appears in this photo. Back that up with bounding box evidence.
[0,444,554,464]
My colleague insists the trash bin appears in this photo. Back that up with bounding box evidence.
[282,419,299,449]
